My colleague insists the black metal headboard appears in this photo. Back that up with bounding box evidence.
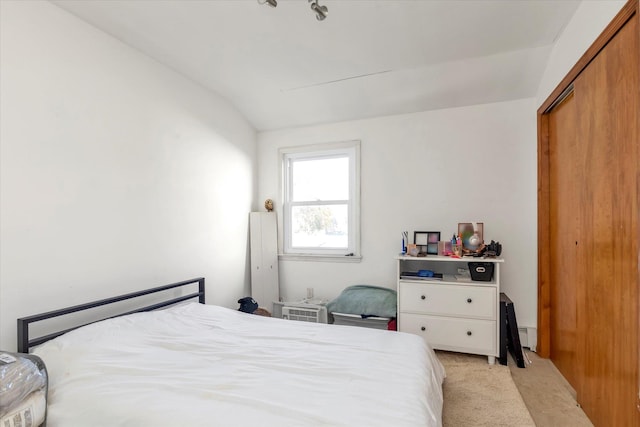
[17,277,205,353]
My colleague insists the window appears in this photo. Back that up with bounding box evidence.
[281,141,360,258]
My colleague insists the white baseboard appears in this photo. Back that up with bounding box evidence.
[517,326,537,352]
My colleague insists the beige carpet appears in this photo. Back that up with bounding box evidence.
[437,351,535,427]
[509,350,593,426]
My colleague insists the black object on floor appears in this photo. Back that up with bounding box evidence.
[499,295,508,366]
[499,293,525,368]
[238,297,258,313]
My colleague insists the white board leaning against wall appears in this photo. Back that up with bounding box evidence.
[250,212,280,312]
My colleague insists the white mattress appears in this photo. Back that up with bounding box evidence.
[33,303,445,426]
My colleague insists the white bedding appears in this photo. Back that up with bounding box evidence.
[33,303,445,426]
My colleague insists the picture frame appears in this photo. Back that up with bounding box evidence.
[414,231,441,255]
[457,222,484,251]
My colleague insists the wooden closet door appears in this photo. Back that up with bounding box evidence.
[573,12,639,426]
[539,2,639,425]
[547,91,581,390]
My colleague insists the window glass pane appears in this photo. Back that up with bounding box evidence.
[291,204,348,248]
[292,157,349,201]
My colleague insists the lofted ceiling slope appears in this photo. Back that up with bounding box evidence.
[51,0,580,131]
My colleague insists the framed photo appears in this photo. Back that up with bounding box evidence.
[457,222,484,250]
[414,231,441,255]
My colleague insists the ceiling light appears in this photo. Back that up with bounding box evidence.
[258,0,328,21]
[309,1,328,21]
[258,0,277,8]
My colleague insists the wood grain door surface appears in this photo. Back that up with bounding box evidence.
[541,3,639,426]
[548,91,580,390]
[572,13,639,426]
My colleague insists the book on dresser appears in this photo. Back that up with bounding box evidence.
[400,271,444,281]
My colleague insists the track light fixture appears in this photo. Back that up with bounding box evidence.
[258,0,329,21]
[258,0,278,7]
[309,0,328,21]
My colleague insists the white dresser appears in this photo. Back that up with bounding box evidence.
[396,255,504,364]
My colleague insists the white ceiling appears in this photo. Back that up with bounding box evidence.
[51,0,580,131]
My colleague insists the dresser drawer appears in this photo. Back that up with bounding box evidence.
[400,313,496,355]
[399,282,496,319]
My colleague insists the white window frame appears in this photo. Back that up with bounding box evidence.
[280,141,360,261]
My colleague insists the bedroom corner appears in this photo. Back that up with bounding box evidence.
[0,0,258,352]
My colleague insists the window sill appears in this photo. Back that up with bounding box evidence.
[279,254,362,263]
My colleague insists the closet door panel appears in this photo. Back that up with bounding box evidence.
[547,91,581,390]
[573,13,639,426]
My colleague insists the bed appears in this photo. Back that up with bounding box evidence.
[16,278,445,426]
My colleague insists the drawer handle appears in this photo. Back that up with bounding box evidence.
[421,326,426,331]
[467,331,472,336]
[467,298,472,303]
[420,295,426,300]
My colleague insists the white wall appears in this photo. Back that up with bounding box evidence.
[257,98,538,328]
[0,1,256,352]
[0,0,624,353]
[536,0,626,105]
[257,0,628,336]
